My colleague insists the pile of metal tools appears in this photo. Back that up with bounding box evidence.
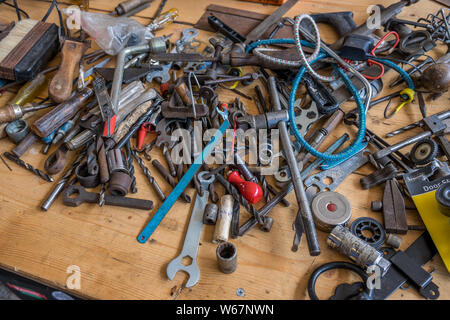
[0,0,449,300]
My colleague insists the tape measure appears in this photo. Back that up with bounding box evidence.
[311,191,352,232]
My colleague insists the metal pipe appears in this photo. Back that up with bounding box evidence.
[110,44,151,113]
[268,76,320,256]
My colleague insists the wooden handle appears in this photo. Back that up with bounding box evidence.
[48,40,85,103]
[32,88,92,138]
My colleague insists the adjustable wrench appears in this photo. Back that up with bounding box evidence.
[166,172,215,287]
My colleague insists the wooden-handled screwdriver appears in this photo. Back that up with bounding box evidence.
[0,102,53,123]
[48,40,87,103]
[33,87,93,138]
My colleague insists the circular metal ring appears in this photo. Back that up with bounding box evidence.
[75,161,100,188]
[6,120,30,144]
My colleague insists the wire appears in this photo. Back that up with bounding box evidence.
[41,0,67,38]
[371,57,415,89]
[41,0,56,22]
[289,63,367,161]
[379,56,425,75]
[0,0,29,19]
[362,31,400,80]
[247,46,367,161]
[12,0,21,20]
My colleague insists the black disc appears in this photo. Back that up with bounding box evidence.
[350,217,386,249]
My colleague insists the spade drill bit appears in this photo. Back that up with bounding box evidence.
[3,152,53,182]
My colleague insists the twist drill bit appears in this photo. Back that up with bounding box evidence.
[0,154,12,171]
[258,174,270,202]
[125,141,137,194]
[99,183,106,206]
[3,152,54,182]
[86,141,98,176]
[385,123,421,137]
[41,147,88,211]
[131,150,166,201]
[385,110,450,137]
[152,159,191,203]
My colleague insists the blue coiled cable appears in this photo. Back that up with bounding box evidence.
[246,38,414,161]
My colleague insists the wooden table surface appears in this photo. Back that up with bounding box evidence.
[0,0,448,300]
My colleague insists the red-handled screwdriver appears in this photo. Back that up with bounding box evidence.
[227,170,263,204]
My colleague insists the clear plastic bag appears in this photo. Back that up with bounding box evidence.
[63,9,153,55]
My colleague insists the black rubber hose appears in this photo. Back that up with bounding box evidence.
[308,261,372,300]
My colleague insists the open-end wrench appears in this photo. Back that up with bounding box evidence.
[166,172,214,287]
[304,148,371,202]
[62,185,153,210]
[154,118,183,149]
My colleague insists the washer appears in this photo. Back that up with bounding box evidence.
[350,217,386,249]
[311,191,352,232]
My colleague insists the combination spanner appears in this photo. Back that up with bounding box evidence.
[166,171,214,288]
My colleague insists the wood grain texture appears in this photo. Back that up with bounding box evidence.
[0,0,448,300]
[48,40,86,103]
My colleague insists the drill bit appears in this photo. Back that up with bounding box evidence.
[385,122,422,137]
[0,154,12,171]
[152,159,191,203]
[3,152,54,182]
[125,141,137,194]
[163,144,177,177]
[99,183,106,207]
[385,109,450,137]
[132,150,166,201]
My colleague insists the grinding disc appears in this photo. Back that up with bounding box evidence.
[311,191,352,232]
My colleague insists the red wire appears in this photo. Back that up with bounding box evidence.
[359,31,400,80]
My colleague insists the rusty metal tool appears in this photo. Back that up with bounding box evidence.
[93,77,116,137]
[382,179,408,234]
[268,76,320,256]
[244,0,299,45]
[62,185,153,210]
